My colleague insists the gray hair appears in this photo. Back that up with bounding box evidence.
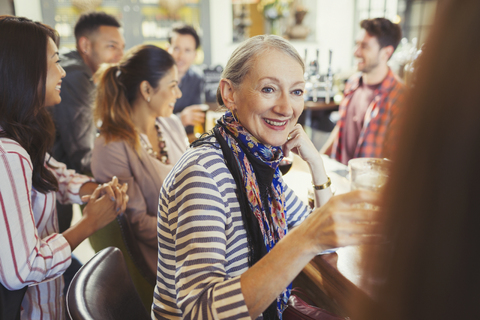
[216,34,305,106]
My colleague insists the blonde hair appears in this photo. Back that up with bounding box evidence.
[216,34,305,106]
[94,44,176,151]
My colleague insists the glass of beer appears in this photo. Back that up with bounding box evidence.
[348,158,390,208]
[193,104,210,138]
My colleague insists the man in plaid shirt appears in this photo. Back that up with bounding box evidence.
[321,18,405,165]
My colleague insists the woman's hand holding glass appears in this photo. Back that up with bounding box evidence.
[300,189,383,253]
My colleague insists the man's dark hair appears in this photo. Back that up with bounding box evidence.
[168,24,200,49]
[74,11,121,41]
[360,18,402,51]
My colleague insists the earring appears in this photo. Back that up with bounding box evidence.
[147,97,151,103]
[232,110,239,123]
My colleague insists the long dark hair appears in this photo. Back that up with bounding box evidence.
[0,15,59,193]
[355,0,480,319]
[94,44,175,152]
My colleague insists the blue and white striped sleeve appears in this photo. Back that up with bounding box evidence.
[156,153,250,320]
[283,179,311,228]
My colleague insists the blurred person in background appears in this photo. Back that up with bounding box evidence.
[91,45,188,274]
[353,1,480,319]
[167,24,206,134]
[321,18,404,165]
[0,15,128,319]
[49,11,125,233]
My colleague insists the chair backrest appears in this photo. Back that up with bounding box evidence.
[116,214,156,285]
[66,247,150,320]
[87,214,155,311]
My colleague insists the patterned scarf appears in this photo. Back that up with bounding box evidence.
[217,110,291,319]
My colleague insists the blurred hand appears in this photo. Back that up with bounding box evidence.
[81,176,126,212]
[301,190,384,253]
[180,104,206,127]
[81,178,129,232]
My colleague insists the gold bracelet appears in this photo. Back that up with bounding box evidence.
[313,177,331,190]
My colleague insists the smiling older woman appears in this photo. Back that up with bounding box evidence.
[152,35,381,320]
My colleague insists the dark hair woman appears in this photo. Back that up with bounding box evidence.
[91,44,187,274]
[0,15,128,319]
[353,1,480,319]
[152,34,381,320]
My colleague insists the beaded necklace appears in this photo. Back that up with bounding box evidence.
[139,124,170,164]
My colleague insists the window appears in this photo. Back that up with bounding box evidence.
[354,0,399,39]
[397,0,438,46]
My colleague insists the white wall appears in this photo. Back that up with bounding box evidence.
[13,0,42,21]
[208,0,237,67]
[316,0,356,73]
[0,0,14,15]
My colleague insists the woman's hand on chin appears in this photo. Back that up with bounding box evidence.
[282,123,323,167]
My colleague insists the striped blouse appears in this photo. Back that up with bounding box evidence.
[0,136,93,320]
[152,138,310,320]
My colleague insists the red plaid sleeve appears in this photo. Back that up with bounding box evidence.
[356,70,405,159]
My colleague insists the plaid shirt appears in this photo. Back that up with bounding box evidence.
[331,68,405,164]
